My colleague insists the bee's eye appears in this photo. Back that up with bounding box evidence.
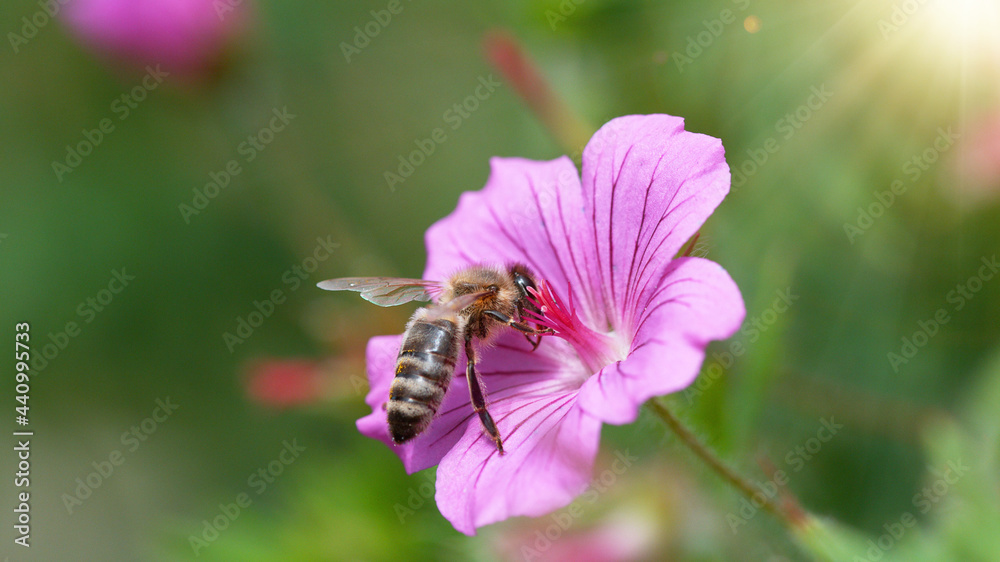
[513,273,535,294]
[488,284,499,293]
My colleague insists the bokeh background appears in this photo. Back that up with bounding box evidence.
[2,0,999,560]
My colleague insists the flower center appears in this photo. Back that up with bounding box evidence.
[525,282,630,374]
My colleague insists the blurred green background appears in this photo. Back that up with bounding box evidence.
[2,0,999,560]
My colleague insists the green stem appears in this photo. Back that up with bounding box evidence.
[647,399,805,529]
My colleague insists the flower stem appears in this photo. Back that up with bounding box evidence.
[647,399,806,529]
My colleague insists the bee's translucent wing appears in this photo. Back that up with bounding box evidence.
[423,290,492,320]
[316,277,442,307]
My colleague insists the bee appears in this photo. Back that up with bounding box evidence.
[318,263,554,454]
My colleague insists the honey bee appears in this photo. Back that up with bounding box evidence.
[318,263,554,454]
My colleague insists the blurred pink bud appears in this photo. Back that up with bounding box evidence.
[493,508,659,562]
[954,111,1000,202]
[61,0,251,79]
[246,360,322,409]
[483,29,593,155]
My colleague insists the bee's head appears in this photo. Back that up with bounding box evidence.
[508,262,541,312]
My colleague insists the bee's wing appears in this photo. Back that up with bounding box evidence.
[423,290,492,320]
[316,277,442,307]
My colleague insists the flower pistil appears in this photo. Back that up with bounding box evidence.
[526,281,630,373]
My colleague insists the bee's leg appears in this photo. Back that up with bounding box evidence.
[514,301,543,351]
[525,333,542,351]
[484,310,555,352]
[465,335,505,455]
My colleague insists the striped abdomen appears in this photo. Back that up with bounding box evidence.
[387,315,459,444]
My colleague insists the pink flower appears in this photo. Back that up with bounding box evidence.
[953,111,1000,201]
[357,114,745,534]
[61,0,250,79]
[494,512,658,562]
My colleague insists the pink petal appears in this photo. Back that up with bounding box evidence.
[358,328,600,534]
[435,385,601,535]
[357,329,589,474]
[429,334,597,535]
[578,257,745,424]
[423,156,606,329]
[356,335,469,473]
[581,115,732,333]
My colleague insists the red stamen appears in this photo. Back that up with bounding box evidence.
[525,281,628,373]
